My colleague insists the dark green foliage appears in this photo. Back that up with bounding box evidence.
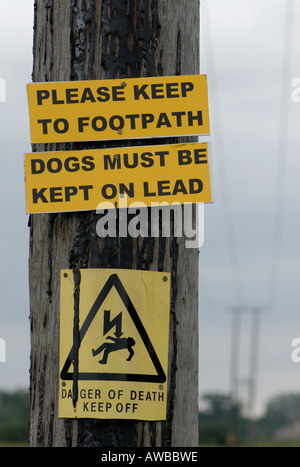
[199,392,300,446]
[258,393,300,438]
[0,389,29,443]
[198,393,246,446]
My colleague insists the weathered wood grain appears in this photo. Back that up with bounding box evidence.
[29,0,199,447]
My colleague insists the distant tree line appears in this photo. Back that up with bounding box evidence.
[0,389,29,445]
[1,388,300,446]
[199,392,300,446]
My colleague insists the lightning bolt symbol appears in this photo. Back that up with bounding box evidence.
[103,310,123,338]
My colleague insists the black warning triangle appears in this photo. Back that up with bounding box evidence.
[60,273,166,383]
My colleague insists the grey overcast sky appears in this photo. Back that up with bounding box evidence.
[0,0,300,418]
[200,0,300,416]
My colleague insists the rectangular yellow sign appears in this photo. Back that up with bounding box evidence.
[59,269,171,420]
[26,75,210,143]
[24,142,212,214]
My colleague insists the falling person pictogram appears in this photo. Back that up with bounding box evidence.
[92,335,136,364]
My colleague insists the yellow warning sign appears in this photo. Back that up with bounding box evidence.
[24,142,212,213]
[59,269,171,421]
[26,75,210,143]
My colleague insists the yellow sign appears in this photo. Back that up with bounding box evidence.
[26,75,210,143]
[24,142,212,213]
[59,269,171,420]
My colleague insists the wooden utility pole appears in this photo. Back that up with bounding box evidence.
[29,0,200,447]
